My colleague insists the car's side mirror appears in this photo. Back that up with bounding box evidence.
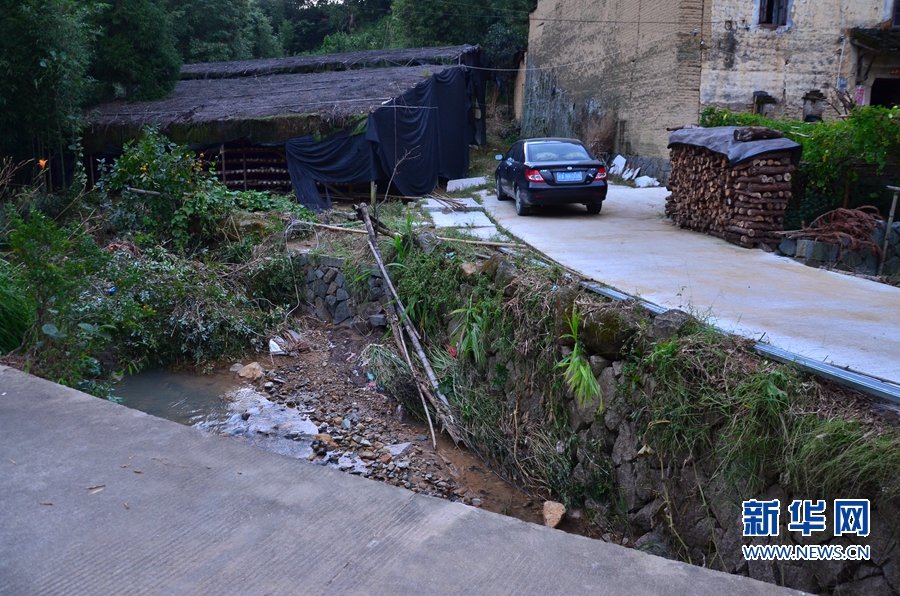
[495,154,503,161]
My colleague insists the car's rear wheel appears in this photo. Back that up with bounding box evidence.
[586,203,602,214]
[496,178,510,200]
[515,187,531,216]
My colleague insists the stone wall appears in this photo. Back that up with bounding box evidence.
[548,285,900,594]
[290,250,388,328]
[701,0,892,119]
[522,0,704,160]
[520,0,896,162]
[775,221,900,276]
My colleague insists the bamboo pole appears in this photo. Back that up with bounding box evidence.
[357,204,463,444]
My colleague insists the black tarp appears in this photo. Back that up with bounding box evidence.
[285,130,375,211]
[366,66,470,199]
[284,47,488,211]
[668,126,803,166]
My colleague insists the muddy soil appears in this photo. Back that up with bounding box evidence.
[237,317,551,526]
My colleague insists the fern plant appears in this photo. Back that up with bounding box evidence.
[556,308,603,409]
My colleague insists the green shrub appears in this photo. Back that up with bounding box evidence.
[97,125,234,251]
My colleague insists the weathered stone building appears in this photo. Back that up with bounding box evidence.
[520,0,900,175]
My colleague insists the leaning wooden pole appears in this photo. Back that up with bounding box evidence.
[357,204,463,444]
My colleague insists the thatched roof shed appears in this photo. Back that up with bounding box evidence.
[85,66,438,151]
[84,46,490,210]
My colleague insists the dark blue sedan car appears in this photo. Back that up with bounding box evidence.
[495,138,607,216]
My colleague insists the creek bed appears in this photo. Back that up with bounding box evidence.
[113,322,555,530]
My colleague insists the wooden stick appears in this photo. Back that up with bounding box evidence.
[125,186,162,197]
[435,237,523,248]
[358,204,462,444]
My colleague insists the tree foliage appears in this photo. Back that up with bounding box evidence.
[0,0,96,158]
[91,0,182,101]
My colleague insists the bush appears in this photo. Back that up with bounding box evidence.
[97,125,235,252]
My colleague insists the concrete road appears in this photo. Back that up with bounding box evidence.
[0,366,798,595]
[483,185,900,386]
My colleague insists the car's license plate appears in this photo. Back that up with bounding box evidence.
[556,171,582,182]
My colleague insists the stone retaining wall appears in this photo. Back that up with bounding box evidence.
[546,286,900,594]
[290,251,388,328]
[775,221,900,277]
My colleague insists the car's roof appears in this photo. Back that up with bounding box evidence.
[522,138,586,145]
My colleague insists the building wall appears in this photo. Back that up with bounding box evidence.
[522,0,705,160]
[701,0,894,119]
[521,0,897,162]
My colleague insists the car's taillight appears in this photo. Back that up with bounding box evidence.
[525,169,545,182]
[594,167,607,181]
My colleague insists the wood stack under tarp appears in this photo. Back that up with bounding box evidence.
[665,126,803,248]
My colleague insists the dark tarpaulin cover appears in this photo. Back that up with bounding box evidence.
[668,126,803,166]
[285,129,375,211]
[366,66,470,198]
[284,50,487,211]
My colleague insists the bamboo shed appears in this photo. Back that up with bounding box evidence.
[84,46,489,211]
[665,127,803,248]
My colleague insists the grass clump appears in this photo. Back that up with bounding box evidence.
[0,258,33,354]
[556,308,603,409]
[634,326,900,507]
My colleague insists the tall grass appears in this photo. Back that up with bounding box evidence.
[0,258,33,354]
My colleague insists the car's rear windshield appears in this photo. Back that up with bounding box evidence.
[526,142,591,163]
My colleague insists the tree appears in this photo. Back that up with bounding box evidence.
[91,0,182,102]
[0,0,95,159]
[166,0,279,63]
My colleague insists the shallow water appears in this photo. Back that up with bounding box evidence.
[114,368,237,431]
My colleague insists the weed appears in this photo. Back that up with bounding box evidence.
[557,308,603,409]
[450,296,490,367]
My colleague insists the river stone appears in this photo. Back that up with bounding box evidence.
[460,262,479,278]
[319,255,344,268]
[542,501,566,528]
[229,363,243,373]
[580,307,641,359]
[314,297,330,322]
[415,229,440,254]
[833,575,895,596]
[237,362,264,382]
[494,260,518,288]
[481,254,504,278]
[633,527,673,560]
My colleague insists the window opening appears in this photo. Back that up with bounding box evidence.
[759,0,788,26]
[894,0,900,28]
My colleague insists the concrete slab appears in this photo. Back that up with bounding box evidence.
[449,225,502,241]
[420,197,484,212]
[430,210,495,230]
[0,366,798,595]
[446,176,486,191]
[484,186,900,386]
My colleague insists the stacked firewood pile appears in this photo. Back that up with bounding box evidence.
[666,146,795,248]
